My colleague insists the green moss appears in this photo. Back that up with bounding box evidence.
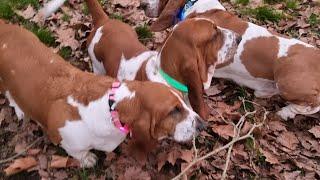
[110,13,124,22]
[247,6,282,22]
[10,0,40,9]
[309,13,319,27]
[82,4,89,15]
[263,0,284,4]
[59,47,72,59]
[135,24,153,41]
[236,0,249,5]
[62,13,71,22]
[286,0,298,10]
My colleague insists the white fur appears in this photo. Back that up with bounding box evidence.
[203,65,216,90]
[59,83,134,167]
[39,0,67,18]
[88,26,106,75]
[184,0,225,18]
[142,0,160,17]
[117,51,158,81]
[277,37,314,58]
[170,90,198,142]
[277,104,320,120]
[5,91,24,120]
[217,27,238,64]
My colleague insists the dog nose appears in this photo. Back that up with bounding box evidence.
[236,36,242,45]
[196,117,207,132]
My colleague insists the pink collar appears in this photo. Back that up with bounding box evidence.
[108,81,131,135]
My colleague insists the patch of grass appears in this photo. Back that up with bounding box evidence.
[0,2,15,19]
[110,13,124,22]
[135,24,153,41]
[236,0,249,5]
[62,13,71,22]
[59,47,72,59]
[78,169,89,180]
[82,4,89,15]
[308,13,319,27]
[22,21,56,46]
[263,0,284,4]
[245,138,255,151]
[10,0,40,9]
[285,0,298,10]
[247,6,282,22]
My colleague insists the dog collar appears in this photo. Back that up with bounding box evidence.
[159,69,188,93]
[108,81,131,135]
[177,0,198,21]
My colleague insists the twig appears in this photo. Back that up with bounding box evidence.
[172,100,267,180]
[0,136,44,164]
[192,135,198,159]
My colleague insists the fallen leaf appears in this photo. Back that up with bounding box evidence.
[308,125,320,138]
[15,5,36,19]
[277,131,299,150]
[55,28,80,50]
[212,124,234,139]
[27,148,41,156]
[120,167,151,180]
[205,85,221,96]
[268,120,287,132]
[167,149,181,166]
[4,157,38,176]
[49,155,79,168]
[0,108,6,126]
[260,148,279,164]
[14,142,27,154]
[282,171,301,180]
[180,150,193,163]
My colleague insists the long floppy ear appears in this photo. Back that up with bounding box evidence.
[150,0,186,31]
[128,113,157,161]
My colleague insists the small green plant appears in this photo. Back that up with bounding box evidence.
[245,138,255,151]
[82,4,89,15]
[0,2,15,19]
[78,169,89,180]
[22,21,56,46]
[286,0,298,10]
[62,13,71,22]
[236,0,249,5]
[59,47,72,59]
[263,0,284,4]
[135,24,153,41]
[10,0,40,9]
[110,13,124,22]
[309,13,319,27]
[248,6,282,22]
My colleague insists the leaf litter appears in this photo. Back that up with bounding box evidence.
[0,0,320,179]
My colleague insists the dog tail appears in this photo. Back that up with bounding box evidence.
[39,0,108,26]
[85,0,109,26]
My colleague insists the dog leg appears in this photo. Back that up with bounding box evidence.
[277,104,320,120]
[47,100,97,168]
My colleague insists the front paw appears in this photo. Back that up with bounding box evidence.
[80,152,97,168]
[276,108,296,120]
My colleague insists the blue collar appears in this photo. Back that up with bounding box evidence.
[177,0,199,21]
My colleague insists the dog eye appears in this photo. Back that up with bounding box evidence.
[169,106,182,116]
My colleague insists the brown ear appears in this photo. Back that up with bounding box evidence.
[127,113,157,161]
[150,0,186,31]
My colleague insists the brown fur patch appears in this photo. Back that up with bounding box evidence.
[241,36,279,80]
[274,44,320,106]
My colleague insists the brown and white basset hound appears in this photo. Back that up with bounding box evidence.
[141,0,320,120]
[0,22,204,167]
[39,0,240,119]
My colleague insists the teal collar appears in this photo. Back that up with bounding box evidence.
[159,69,188,93]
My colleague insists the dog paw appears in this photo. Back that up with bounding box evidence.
[80,152,97,168]
[276,108,296,120]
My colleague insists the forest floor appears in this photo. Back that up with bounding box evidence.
[0,0,320,179]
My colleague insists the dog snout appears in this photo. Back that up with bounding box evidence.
[236,36,242,45]
[196,117,207,132]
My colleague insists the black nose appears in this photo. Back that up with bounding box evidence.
[196,117,207,132]
[236,36,242,45]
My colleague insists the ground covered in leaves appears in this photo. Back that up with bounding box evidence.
[0,0,320,179]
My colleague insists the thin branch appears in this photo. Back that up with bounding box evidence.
[0,137,44,164]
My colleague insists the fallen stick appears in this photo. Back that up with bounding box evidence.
[0,137,44,164]
[172,99,267,180]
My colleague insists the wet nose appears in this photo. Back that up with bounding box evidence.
[236,36,242,45]
[196,117,207,132]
